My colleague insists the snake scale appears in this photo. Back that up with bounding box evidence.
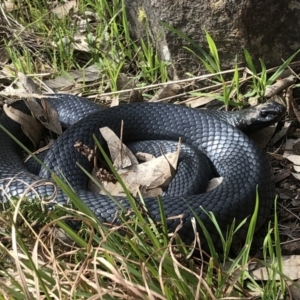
[0,94,286,245]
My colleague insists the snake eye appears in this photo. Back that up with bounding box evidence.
[260,107,279,119]
[260,110,268,118]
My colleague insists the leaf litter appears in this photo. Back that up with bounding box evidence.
[77,126,181,198]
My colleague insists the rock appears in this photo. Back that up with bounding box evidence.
[124,0,299,79]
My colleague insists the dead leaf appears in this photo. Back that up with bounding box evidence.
[135,152,155,162]
[110,96,119,107]
[288,280,300,300]
[71,32,91,52]
[17,72,40,94]
[25,98,62,135]
[292,172,300,180]
[149,83,181,102]
[97,127,181,197]
[274,169,291,183]
[1,0,19,11]
[269,120,292,146]
[284,138,300,165]
[103,180,134,197]
[116,73,133,90]
[100,126,138,169]
[115,150,180,197]
[44,64,102,89]
[250,255,300,280]
[2,72,41,100]
[1,74,62,135]
[293,141,300,155]
[206,177,223,192]
[51,1,77,19]
[248,96,259,106]
[129,89,144,103]
[0,73,61,134]
[3,104,42,148]
[282,137,300,183]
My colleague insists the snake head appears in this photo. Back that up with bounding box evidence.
[259,101,286,121]
[243,101,286,131]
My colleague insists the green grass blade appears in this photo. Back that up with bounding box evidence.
[205,32,220,72]
[160,21,220,72]
[53,219,88,248]
[51,174,99,223]
[243,48,257,75]
[267,48,300,84]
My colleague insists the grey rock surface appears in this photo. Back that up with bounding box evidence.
[124,0,299,78]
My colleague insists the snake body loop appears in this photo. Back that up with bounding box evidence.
[0,95,285,245]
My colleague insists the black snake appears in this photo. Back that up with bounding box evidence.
[0,95,286,245]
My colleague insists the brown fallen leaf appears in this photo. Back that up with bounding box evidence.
[112,150,180,197]
[206,177,223,192]
[97,127,180,197]
[250,255,300,281]
[2,72,41,101]
[293,141,300,155]
[274,169,291,184]
[1,0,19,12]
[44,64,103,89]
[110,96,120,107]
[149,83,181,102]
[51,1,77,19]
[1,72,62,135]
[100,126,139,170]
[282,137,300,182]
[269,120,292,146]
[17,72,40,94]
[3,104,42,148]
[26,98,62,135]
[116,73,136,91]
[129,89,144,103]
[283,138,300,165]
[135,152,155,162]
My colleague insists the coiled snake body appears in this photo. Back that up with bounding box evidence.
[0,95,285,245]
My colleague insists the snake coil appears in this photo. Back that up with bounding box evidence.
[0,95,285,245]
